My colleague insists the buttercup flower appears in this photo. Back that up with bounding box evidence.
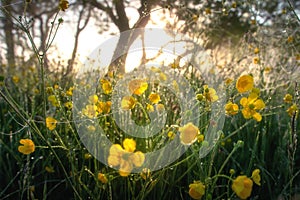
[97,101,112,114]
[251,169,261,186]
[179,122,200,145]
[197,134,204,143]
[287,36,293,43]
[45,166,55,173]
[149,93,160,104]
[59,0,69,11]
[231,2,237,8]
[287,104,298,117]
[167,131,175,140]
[159,72,167,81]
[107,138,145,177]
[82,104,98,118]
[225,102,239,115]
[46,117,58,131]
[128,79,148,96]
[232,175,253,199]
[253,57,260,64]
[98,173,108,184]
[121,96,136,110]
[203,85,218,102]
[140,168,151,180]
[48,95,59,107]
[156,103,165,112]
[18,139,35,155]
[89,95,98,104]
[225,78,233,85]
[170,60,180,69]
[205,8,211,15]
[101,79,112,94]
[66,86,74,96]
[240,92,265,122]
[146,103,154,112]
[254,47,260,54]
[283,94,293,103]
[12,75,19,84]
[189,181,205,199]
[64,101,73,109]
[236,75,254,93]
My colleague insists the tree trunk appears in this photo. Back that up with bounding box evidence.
[2,0,16,73]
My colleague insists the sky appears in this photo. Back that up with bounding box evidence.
[53,5,182,72]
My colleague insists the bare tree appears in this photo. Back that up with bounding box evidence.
[89,0,160,74]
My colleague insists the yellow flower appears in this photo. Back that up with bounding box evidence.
[121,96,136,110]
[236,75,254,93]
[172,80,180,92]
[45,166,55,173]
[89,95,98,104]
[18,139,35,155]
[225,102,239,115]
[253,57,260,64]
[205,8,211,15]
[225,78,233,85]
[170,60,180,69]
[140,168,151,180]
[240,92,265,122]
[203,85,218,102]
[287,36,293,43]
[84,153,92,159]
[167,131,175,140]
[123,138,136,152]
[12,75,19,84]
[156,103,165,112]
[197,134,204,143]
[101,79,112,94]
[82,104,98,118]
[149,93,160,104]
[150,66,161,73]
[159,72,167,81]
[54,84,59,90]
[264,66,272,73]
[48,95,59,107]
[231,2,237,8]
[189,181,205,199]
[251,88,260,95]
[97,101,111,114]
[283,94,293,103]
[128,79,148,96]
[232,175,253,199]
[66,86,74,96]
[64,101,73,110]
[59,0,69,11]
[254,47,260,54]
[192,14,198,21]
[87,125,96,132]
[146,103,154,112]
[250,19,256,25]
[179,122,200,145]
[97,173,108,184]
[196,94,204,101]
[251,169,261,186]
[46,117,58,131]
[107,138,145,177]
[287,104,298,117]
